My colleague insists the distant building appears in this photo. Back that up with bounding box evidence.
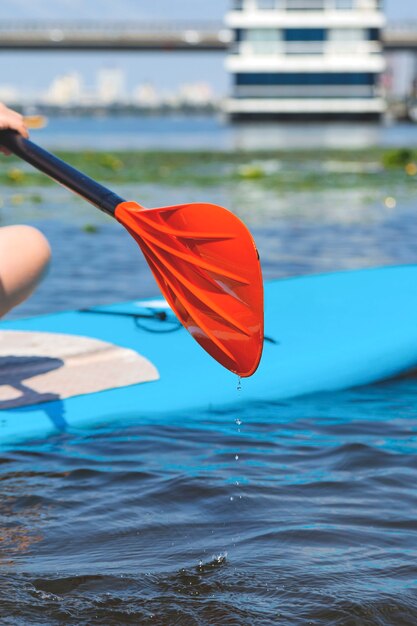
[225,0,386,121]
[44,72,82,106]
[178,82,215,106]
[0,85,19,106]
[133,83,160,108]
[97,68,126,104]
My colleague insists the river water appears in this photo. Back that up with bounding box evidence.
[1,116,417,625]
[29,114,417,151]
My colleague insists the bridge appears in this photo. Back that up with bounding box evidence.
[383,22,417,52]
[0,20,415,53]
[0,21,232,52]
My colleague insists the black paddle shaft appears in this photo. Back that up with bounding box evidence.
[0,130,124,217]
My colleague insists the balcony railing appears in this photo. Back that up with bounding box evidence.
[230,0,382,11]
[234,84,379,97]
[231,40,381,55]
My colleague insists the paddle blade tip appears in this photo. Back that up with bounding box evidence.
[115,200,264,377]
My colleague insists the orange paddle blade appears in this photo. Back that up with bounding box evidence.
[115,201,264,377]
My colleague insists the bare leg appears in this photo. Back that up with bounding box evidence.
[0,225,51,317]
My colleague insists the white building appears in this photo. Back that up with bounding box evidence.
[133,83,160,108]
[97,68,126,104]
[178,82,215,106]
[0,85,19,106]
[44,72,83,106]
[225,0,386,120]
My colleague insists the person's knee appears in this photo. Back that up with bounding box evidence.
[0,225,51,316]
[18,225,51,277]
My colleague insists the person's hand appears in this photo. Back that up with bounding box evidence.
[0,103,28,155]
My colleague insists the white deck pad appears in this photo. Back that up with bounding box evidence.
[0,331,159,409]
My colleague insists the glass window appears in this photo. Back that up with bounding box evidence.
[368,28,380,41]
[286,0,324,10]
[356,0,379,9]
[235,72,376,85]
[335,0,354,9]
[256,0,277,9]
[328,28,366,41]
[243,29,283,53]
[234,85,375,99]
[245,28,282,41]
[285,28,326,41]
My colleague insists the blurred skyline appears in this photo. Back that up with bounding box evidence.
[0,0,413,20]
[0,0,414,102]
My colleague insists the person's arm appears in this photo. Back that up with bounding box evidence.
[0,103,28,155]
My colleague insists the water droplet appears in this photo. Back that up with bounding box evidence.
[230,496,234,501]
[235,418,242,426]
[237,376,242,391]
[235,454,239,461]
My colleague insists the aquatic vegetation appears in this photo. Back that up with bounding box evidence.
[29,193,43,204]
[0,147,414,197]
[82,223,99,233]
[405,162,417,176]
[98,153,124,171]
[7,167,25,183]
[10,193,25,205]
[382,148,416,168]
[383,196,397,209]
[238,164,266,179]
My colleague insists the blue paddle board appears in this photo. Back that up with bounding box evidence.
[2,265,417,446]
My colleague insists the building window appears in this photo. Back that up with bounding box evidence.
[328,28,366,41]
[242,28,283,54]
[368,28,380,41]
[334,0,354,8]
[256,0,278,8]
[235,72,376,86]
[356,0,380,8]
[234,86,375,98]
[284,29,326,54]
[286,0,325,10]
[245,29,283,41]
[284,28,326,41]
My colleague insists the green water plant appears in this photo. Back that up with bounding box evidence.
[238,164,266,180]
[382,148,415,168]
[82,223,99,234]
[7,167,25,183]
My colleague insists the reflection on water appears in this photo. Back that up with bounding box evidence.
[29,115,417,151]
[233,121,391,151]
